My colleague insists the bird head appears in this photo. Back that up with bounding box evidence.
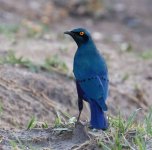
[64,28,92,47]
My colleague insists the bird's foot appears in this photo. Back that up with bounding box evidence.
[75,120,87,128]
[88,124,109,131]
[88,125,99,132]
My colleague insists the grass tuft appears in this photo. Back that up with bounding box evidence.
[43,54,68,73]
[124,108,141,132]
[53,111,76,129]
[0,51,40,72]
[0,51,69,74]
[144,108,152,136]
[42,122,49,129]
[27,116,37,130]
[98,108,152,149]
[54,111,63,128]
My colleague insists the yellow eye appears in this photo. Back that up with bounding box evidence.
[79,32,84,36]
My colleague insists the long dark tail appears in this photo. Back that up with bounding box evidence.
[89,101,108,130]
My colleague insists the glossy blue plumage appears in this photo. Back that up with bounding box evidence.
[65,28,109,129]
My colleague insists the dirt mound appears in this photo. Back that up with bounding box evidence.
[0,65,80,129]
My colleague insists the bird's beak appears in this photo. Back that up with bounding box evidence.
[64,31,72,35]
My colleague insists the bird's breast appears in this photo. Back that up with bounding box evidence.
[74,55,102,79]
[73,55,89,79]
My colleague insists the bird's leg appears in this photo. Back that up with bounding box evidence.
[77,110,82,123]
[76,98,83,123]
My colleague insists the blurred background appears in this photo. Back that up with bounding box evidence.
[0,0,152,129]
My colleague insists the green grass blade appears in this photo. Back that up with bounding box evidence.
[27,116,36,130]
[125,108,141,132]
[144,108,152,135]
[0,102,3,115]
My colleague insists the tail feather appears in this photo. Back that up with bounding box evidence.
[89,101,108,130]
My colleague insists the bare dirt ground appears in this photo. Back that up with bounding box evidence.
[0,123,95,150]
[0,0,152,149]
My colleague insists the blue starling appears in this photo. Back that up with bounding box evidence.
[64,28,109,130]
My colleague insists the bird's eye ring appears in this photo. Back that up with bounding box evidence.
[79,32,84,36]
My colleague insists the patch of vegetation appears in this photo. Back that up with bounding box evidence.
[9,140,19,150]
[0,24,19,35]
[45,108,152,149]
[26,111,75,131]
[139,50,152,60]
[97,108,152,149]
[0,51,40,72]
[43,54,68,73]
[0,21,50,39]
[7,108,151,149]
[53,111,76,129]
[120,43,133,52]
[0,51,68,74]
[54,111,63,128]
[26,116,49,129]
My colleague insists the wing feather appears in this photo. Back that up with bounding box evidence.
[77,76,108,111]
